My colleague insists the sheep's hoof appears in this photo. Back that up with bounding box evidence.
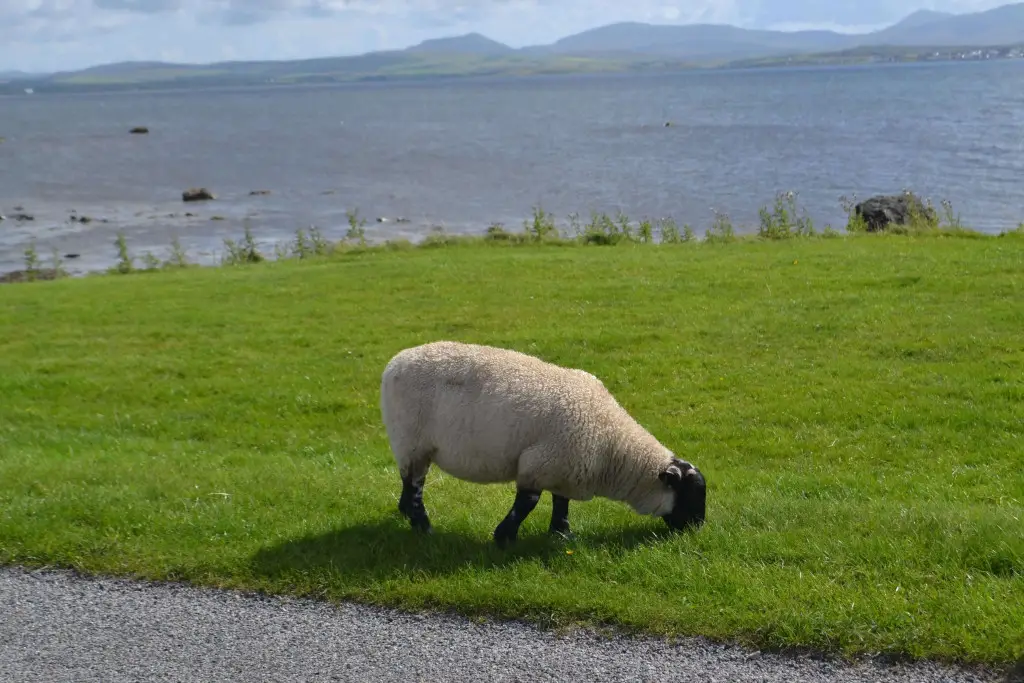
[410,517,433,534]
[493,527,517,549]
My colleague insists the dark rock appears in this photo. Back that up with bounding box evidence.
[210,215,225,221]
[13,213,34,221]
[854,193,936,233]
[376,217,388,223]
[395,217,411,224]
[185,212,196,218]
[182,188,215,202]
[77,215,92,224]
[249,190,271,196]
[64,253,81,259]
[130,126,149,134]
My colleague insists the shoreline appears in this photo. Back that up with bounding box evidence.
[3,192,1022,282]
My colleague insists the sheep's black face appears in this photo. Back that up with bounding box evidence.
[659,458,706,532]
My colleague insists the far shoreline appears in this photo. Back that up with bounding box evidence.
[4,199,1022,285]
[2,54,1019,99]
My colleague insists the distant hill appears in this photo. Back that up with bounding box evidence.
[888,9,955,29]
[67,60,183,77]
[867,3,1024,46]
[406,33,513,56]
[5,2,1024,94]
[527,2,1024,60]
[530,22,859,60]
[0,71,39,80]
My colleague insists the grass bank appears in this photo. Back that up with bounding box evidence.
[1,223,1022,667]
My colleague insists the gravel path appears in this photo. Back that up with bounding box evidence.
[0,566,1009,683]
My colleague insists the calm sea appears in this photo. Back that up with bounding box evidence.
[2,59,1023,275]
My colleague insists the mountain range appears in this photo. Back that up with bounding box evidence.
[4,2,1024,92]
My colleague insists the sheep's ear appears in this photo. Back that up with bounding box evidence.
[678,461,699,478]
[659,464,683,485]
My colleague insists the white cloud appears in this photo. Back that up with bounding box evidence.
[0,0,1015,72]
[763,21,897,34]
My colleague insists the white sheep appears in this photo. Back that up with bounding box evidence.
[379,340,707,547]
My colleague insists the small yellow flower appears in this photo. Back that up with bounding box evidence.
[793,259,799,265]
[566,550,574,555]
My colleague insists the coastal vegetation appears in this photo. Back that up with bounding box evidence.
[1,193,1022,669]
[4,43,1019,95]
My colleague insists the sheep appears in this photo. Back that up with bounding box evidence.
[379,340,707,547]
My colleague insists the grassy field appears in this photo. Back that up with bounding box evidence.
[1,228,1022,666]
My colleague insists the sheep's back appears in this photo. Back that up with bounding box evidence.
[381,342,615,483]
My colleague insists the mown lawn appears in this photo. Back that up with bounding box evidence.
[0,234,1021,665]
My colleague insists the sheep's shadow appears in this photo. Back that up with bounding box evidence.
[251,514,675,582]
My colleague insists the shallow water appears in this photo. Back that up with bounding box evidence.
[2,60,1023,275]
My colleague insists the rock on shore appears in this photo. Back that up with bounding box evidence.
[854,193,936,232]
[182,188,215,202]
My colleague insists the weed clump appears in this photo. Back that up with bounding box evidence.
[222,224,265,266]
[523,206,559,241]
[289,226,333,259]
[112,232,134,274]
[758,191,815,239]
[23,240,41,281]
[164,237,191,268]
[705,209,736,244]
[345,209,367,245]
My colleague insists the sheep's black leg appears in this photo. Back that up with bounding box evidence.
[398,473,431,534]
[493,487,541,548]
[548,494,573,539]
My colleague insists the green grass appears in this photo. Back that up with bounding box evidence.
[1,231,1022,667]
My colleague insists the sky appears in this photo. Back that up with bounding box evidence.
[0,0,1013,73]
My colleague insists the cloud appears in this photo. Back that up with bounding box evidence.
[215,0,339,25]
[93,0,182,12]
[1,0,135,45]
